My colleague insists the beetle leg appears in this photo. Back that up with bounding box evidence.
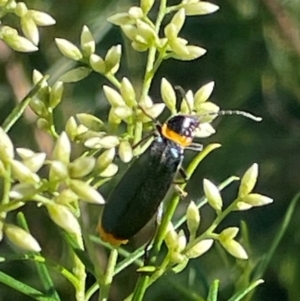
[173,167,189,185]
[186,142,203,152]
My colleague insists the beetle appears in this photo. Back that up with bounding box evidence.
[97,109,261,246]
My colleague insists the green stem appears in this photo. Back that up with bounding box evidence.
[2,76,49,132]
[105,73,121,89]
[98,248,118,301]
[0,164,11,237]
[73,232,86,301]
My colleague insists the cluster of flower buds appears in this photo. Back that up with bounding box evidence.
[0,1,55,52]
[108,0,218,60]
[0,126,108,250]
[164,163,273,266]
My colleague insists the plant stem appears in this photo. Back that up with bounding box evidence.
[2,76,49,132]
[98,248,118,301]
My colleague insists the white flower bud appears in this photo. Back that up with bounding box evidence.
[140,0,155,14]
[184,2,219,16]
[11,160,40,184]
[185,239,214,258]
[55,38,82,61]
[4,224,41,252]
[220,238,248,260]
[52,132,70,164]
[238,163,258,198]
[59,67,91,83]
[0,127,14,162]
[120,77,137,107]
[118,141,133,163]
[203,178,223,211]
[49,81,64,108]
[103,85,126,107]
[161,78,176,114]
[69,179,105,204]
[29,10,56,26]
[240,193,273,207]
[21,14,39,45]
[47,204,81,235]
[90,54,105,73]
[80,25,95,56]
[96,148,116,171]
[68,157,95,178]
[186,201,200,238]
[194,81,215,105]
[99,163,118,178]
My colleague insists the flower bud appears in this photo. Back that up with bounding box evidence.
[52,132,70,164]
[220,238,248,260]
[16,148,35,159]
[47,203,81,235]
[140,0,155,14]
[4,224,41,252]
[161,78,176,114]
[136,20,157,44]
[76,113,104,131]
[107,13,133,26]
[11,160,40,184]
[113,106,133,121]
[49,81,64,108]
[240,193,273,207]
[55,38,82,60]
[185,239,214,258]
[49,160,69,181]
[128,6,143,19]
[21,14,39,45]
[29,10,56,26]
[194,81,215,105]
[203,179,222,212]
[0,25,38,52]
[59,67,91,83]
[103,85,126,107]
[118,140,133,163]
[96,148,116,171]
[65,117,78,140]
[120,77,137,107]
[22,152,46,173]
[169,251,186,264]
[80,25,95,57]
[30,98,48,117]
[68,156,95,178]
[121,25,138,41]
[99,163,118,178]
[219,227,239,240]
[15,2,28,17]
[238,163,258,198]
[69,179,105,204]
[165,222,178,251]
[170,8,185,34]
[176,230,187,252]
[184,2,219,16]
[90,54,105,73]
[169,38,189,56]
[32,69,43,85]
[171,45,207,61]
[164,23,178,41]
[235,201,252,211]
[194,123,215,138]
[105,45,121,73]
[0,127,14,162]
[186,201,200,238]
[9,183,37,199]
[97,136,120,149]
[54,189,78,204]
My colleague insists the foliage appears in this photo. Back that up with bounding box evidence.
[0,0,298,301]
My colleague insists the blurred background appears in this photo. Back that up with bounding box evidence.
[0,0,300,300]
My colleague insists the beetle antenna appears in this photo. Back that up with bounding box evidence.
[175,85,193,114]
[137,105,162,125]
[201,110,262,122]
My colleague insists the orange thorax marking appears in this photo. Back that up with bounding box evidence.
[161,124,192,147]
